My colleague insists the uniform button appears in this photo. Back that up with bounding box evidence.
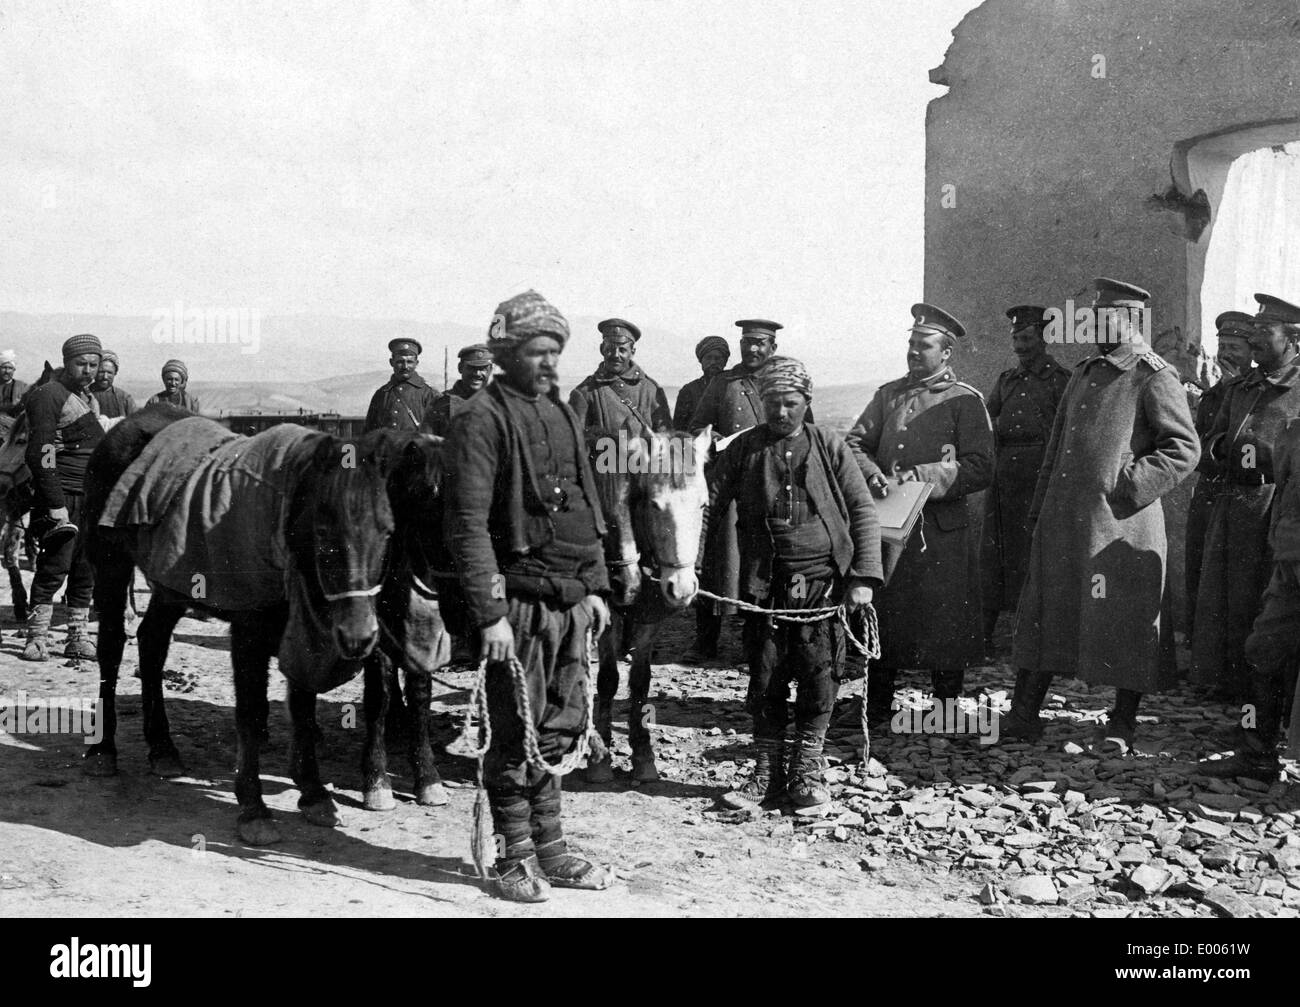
[898,443,905,449]
[786,485,792,491]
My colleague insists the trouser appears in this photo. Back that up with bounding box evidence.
[741,576,837,743]
[1242,560,1300,746]
[30,492,93,609]
[694,601,721,655]
[484,594,594,867]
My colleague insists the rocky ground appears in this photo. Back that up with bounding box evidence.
[1,594,1297,918]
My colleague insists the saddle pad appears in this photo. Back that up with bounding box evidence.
[100,417,322,611]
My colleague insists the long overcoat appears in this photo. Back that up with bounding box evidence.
[980,354,1070,612]
[1012,343,1200,692]
[1191,361,1300,693]
[1184,375,1241,635]
[568,363,672,442]
[846,366,994,670]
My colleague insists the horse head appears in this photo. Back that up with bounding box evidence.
[289,431,404,661]
[628,427,711,609]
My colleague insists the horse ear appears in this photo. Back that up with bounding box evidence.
[694,426,714,467]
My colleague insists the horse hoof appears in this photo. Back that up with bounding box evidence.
[82,751,118,777]
[585,755,614,784]
[300,798,342,828]
[416,782,449,807]
[149,752,185,779]
[363,785,396,812]
[630,759,660,783]
[237,817,282,846]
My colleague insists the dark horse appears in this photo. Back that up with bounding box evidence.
[586,428,711,783]
[359,433,452,812]
[83,406,408,845]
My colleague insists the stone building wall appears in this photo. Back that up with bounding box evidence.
[925,0,1300,623]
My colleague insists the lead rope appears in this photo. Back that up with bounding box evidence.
[459,630,606,881]
[687,587,882,769]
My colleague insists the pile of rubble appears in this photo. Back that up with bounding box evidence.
[687,669,1300,918]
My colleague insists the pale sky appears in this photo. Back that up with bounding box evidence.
[1,0,983,386]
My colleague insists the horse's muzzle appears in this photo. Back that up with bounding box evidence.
[331,602,379,660]
[658,567,698,608]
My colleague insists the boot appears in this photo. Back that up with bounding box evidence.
[8,568,28,624]
[64,607,96,660]
[1094,689,1142,751]
[21,603,53,662]
[585,696,615,783]
[490,790,547,902]
[787,729,830,810]
[998,668,1053,742]
[1196,731,1281,782]
[721,736,786,809]
[1197,674,1283,782]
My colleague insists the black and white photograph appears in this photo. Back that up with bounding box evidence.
[0,0,1297,957]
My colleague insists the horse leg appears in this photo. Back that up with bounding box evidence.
[628,620,660,783]
[403,663,447,807]
[83,551,132,777]
[289,682,341,828]
[361,650,396,811]
[585,609,620,783]
[136,594,187,777]
[231,614,281,845]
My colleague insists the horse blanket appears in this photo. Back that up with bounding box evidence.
[99,417,323,612]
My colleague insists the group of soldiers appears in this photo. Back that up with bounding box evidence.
[361,279,1300,901]
[2,344,201,660]
[11,278,1299,905]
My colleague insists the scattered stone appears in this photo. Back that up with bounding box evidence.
[1002,831,1049,849]
[1203,884,1254,919]
[977,881,998,905]
[1006,874,1058,905]
[1129,863,1172,896]
[1116,843,1150,866]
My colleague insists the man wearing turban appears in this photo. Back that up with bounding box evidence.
[708,356,881,811]
[0,349,29,425]
[673,336,730,430]
[147,359,201,414]
[21,334,106,660]
[92,350,138,419]
[443,290,614,903]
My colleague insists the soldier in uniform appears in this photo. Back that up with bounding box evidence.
[1003,279,1200,748]
[980,305,1070,655]
[672,336,730,430]
[568,317,672,446]
[1184,313,1254,638]
[1191,295,1300,700]
[687,320,813,661]
[710,357,881,810]
[428,343,493,438]
[1201,306,1300,781]
[847,303,993,721]
[444,290,614,903]
[363,337,440,434]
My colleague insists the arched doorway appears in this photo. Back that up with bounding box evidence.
[1174,119,1300,356]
